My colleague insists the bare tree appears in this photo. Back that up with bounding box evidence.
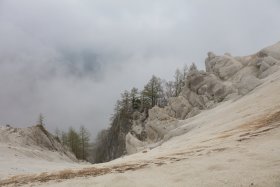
[164,80,175,98]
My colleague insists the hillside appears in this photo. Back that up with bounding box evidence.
[0,42,280,186]
[126,41,280,155]
[93,42,280,163]
[0,125,82,179]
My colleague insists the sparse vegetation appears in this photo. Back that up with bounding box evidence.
[56,126,91,161]
[92,65,190,163]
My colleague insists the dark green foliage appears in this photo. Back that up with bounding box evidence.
[142,75,163,108]
[58,126,91,161]
[93,75,163,163]
[130,87,141,110]
[92,64,191,163]
[93,115,132,163]
[67,127,81,159]
[80,126,91,160]
[37,114,45,126]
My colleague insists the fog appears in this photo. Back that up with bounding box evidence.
[0,0,279,138]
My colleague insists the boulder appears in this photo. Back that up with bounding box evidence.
[167,96,191,119]
[126,41,280,155]
[126,132,147,155]
[205,54,243,80]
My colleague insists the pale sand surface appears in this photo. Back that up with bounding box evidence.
[1,71,280,186]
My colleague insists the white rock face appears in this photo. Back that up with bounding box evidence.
[145,106,179,143]
[9,65,280,187]
[206,53,243,80]
[126,42,280,154]
[125,132,147,154]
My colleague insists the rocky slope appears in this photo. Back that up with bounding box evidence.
[1,44,280,186]
[126,41,280,154]
[0,42,279,186]
[0,125,79,179]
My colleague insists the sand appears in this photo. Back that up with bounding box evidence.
[1,69,280,187]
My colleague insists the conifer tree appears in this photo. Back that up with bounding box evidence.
[80,125,90,160]
[142,75,163,107]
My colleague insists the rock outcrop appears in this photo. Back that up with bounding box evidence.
[126,41,280,154]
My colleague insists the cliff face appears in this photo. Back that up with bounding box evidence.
[2,53,280,187]
[126,42,280,154]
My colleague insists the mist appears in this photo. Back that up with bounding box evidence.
[0,0,279,138]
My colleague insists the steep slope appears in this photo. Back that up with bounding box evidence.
[2,57,279,187]
[126,41,280,154]
[0,125,80,179]
[0,42,279,186]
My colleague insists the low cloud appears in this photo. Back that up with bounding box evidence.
[0,0,279,138]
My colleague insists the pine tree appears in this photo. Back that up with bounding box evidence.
[189,62,198,72]
[67,127,81,159]
[164,80,175,98]
[120,90,130,115]
[37,113,44,126]
[80,125,90,160]
[174,69,184,96]
[142,75,163,108]
[61,131,68,146]
[130,87,140,110]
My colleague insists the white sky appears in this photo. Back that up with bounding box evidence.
[0,0,279,138]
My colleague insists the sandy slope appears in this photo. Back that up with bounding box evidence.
[0,125,89,180]
[1,64,279,186]
[0,143,87,179]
